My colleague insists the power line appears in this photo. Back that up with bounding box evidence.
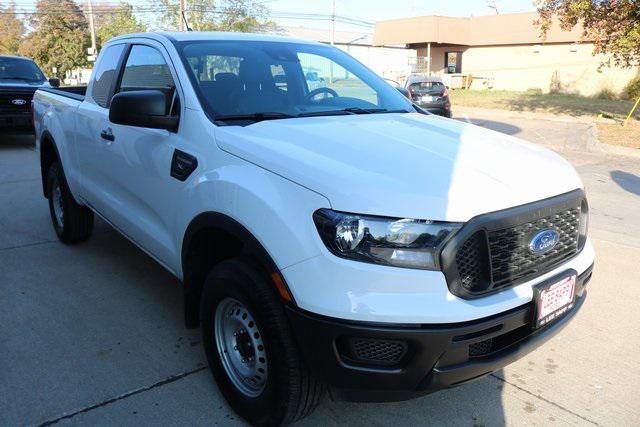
[0,7,376,28]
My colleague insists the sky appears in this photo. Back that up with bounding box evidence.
[8,0,538,32]
[267,0,537,32]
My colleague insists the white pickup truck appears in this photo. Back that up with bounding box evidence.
[33,32,595,426]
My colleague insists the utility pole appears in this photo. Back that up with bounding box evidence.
[330,0,335,45]
[329,0,335,83]
[179,0,186,31]
[87,0,97,60]
[426,42,431,76]
[487,0,499,15]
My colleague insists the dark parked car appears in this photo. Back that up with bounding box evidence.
[1,55,59,132]
[405,75,451,118]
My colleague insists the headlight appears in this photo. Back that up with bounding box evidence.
[313,209,462,270]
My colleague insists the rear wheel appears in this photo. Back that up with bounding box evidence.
[47,162,94,243]
[201,259,324,426]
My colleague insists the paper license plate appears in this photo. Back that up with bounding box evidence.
[533,274,576,329]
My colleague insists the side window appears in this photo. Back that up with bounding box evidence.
[91,44,125,108]
[118,45,176,115]
[119,45,175,91]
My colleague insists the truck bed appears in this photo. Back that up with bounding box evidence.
[38,86,87,101]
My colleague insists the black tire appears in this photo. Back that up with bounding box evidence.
[201,259,324,426]
[47,161,94,243]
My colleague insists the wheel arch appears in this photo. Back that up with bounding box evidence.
[181,211,293,328]
[39,131,61,198]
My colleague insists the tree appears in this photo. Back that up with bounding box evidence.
[0,2,25,55]
[95,2,146,47]
[215,0,278,32]
[19,0,90,77]
[536,0,640,67]
[153,0,277,32]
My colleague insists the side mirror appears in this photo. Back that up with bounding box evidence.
[395,86,411,99]
[48,77,60,88]
[109,90,178,132]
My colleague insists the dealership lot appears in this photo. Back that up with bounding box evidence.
[1,112,639,426]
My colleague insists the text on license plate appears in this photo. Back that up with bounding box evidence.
[535,275,576,328]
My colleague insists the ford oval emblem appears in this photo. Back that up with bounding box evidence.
[11,99,27,105]
[529,229,560,254]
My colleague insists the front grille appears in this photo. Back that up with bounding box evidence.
[0,91,35,113]
[338,337,408,366]
[469,338,493,358]
[442,190,587,298]
[467,324,531,359]
[456,231,490,292]
[488,208,580,287]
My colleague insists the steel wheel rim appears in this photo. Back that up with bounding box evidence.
[214,297,268,397]
[52,179,64,228]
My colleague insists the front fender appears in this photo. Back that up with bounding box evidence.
[175,150,332,279]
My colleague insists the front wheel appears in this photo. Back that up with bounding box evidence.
[201,259,324,426]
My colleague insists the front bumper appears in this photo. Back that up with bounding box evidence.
[414,100,451,117]
[0,112,32,132]
[286,264,592,402]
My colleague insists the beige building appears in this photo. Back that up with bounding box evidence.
[374,12,639,96]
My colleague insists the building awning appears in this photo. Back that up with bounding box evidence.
[373,12,587,47]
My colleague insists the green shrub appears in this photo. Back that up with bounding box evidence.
[624,76,640,100]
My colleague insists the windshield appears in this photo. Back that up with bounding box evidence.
[176,40,414,124]
[0,57,46,83]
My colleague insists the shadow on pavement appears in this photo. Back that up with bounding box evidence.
[305,370,507,426]
[455,117,522,136]
[611,170,640,197]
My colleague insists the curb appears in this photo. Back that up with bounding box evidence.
[456,107,640,159]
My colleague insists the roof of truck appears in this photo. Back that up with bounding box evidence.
[110,31,324,46]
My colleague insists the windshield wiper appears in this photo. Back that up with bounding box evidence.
[297,109,356,117]
[214,112,295,125]
[343,107,412,114]
[297,108,411,118]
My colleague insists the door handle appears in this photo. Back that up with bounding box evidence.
[100,128,115,142]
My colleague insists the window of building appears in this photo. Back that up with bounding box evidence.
[445,51,462,74]
[90,44,125,108]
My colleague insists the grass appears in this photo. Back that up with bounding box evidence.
[597,120,640,149]
[449,89,639,120]
[450,89,640,149]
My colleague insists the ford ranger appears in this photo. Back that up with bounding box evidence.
[33,32,595,426]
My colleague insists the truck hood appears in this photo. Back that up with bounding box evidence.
[215,113,583,222]
[0,81,47,90]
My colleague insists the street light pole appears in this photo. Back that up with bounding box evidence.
[87,0,97,57]
[330,0,335,46]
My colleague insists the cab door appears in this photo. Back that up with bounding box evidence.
[81,41,193,272]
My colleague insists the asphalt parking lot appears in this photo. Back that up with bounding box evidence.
[2,111,640,426]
